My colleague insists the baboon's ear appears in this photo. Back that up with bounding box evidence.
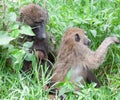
[16,16,20,22]
[16,13,23,22]
[75,33,80,42]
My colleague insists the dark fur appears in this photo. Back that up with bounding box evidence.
[17,4,56,75]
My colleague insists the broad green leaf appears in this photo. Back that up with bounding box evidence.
[11,49,25,70]
[22,42,34,61]
[22,41,33,50]
[9,12,17,22]
[59,82,74,96]
[65,68,73,81]
[24,52,34,61]
[59,85,68,96]
[90,30,97,37]
[0,32,14,45]
[19,25,35,36]
[11,49,25,60]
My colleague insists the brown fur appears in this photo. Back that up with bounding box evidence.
[17,4,48,27]
[52,27,119,90]
[17,4,56,74]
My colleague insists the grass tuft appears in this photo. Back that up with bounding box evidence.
[0,0,120,99]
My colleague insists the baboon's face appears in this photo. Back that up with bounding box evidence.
[63,28,91,47]
[17,4,48,40]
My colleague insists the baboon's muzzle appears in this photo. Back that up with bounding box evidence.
[32,24,46,40]
[84,39,91,46]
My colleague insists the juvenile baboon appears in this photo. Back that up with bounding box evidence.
[52,27,119,90]
[17,4,55,73]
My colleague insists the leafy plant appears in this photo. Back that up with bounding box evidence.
[0,0,120,99]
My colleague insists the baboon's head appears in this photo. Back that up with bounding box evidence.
[17,4,48,40]
[62,27,91,48]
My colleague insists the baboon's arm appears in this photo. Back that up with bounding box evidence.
[86,36,119,69]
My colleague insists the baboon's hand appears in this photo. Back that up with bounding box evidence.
[35,50,46,60]
[110,36,120,44]
[106,36,120,44]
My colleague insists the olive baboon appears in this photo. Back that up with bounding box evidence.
[17,4,48,39]
[52,27,119,90]
[17,4,55,73]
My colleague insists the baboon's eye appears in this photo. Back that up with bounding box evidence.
[75,34,80,42]
[34,21,42,24]
[34,20,44,24]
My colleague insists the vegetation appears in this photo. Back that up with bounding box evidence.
[0,0,120,99]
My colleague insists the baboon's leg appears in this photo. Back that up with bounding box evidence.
[86,68,101,88]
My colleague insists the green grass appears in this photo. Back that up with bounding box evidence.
[0,0,120,99]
